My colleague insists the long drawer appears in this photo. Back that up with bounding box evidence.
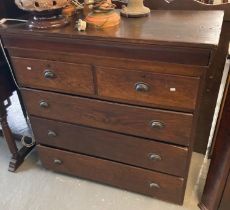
[11,57,95,95]
[22,89,193,146]
[97,66,200,111]
[37,145,185,204]
[31,117,188,177]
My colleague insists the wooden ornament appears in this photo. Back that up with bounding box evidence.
[85,10,120,29]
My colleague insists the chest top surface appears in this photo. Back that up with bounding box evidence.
[0,10,224,49]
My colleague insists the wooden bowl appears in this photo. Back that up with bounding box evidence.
[85,11,120,29]
[15,0,71,29]
[15,0,70,12]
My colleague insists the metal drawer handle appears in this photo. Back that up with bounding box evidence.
[149,182,160,189]
[48,130,57,137]
[148,153,162,161]
[134,82,150,92]
[39,100,49,108]
[44,69,55,79]
[54,159,62,165]
[150,120,164,129]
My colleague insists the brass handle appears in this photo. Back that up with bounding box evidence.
[54,159,62,165]
[149,182,160,189]
[39,100,49,108]
[44,70,55,79]
[48,130,57,137]
[150,120,164,129]
[135,82,150,92]
[148,153,162,161]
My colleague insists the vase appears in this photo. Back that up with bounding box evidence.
[120,0,150,17]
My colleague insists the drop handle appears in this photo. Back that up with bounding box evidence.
[48,130,57,137]
[39,100,49,108]
[150,120,165,129]
[134,82,150,92]
[54,159,62,165]
[148,153,162,161]
[44,69,55,79]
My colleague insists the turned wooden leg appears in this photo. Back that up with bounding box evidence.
[16,90,27,119]
[0,101,34,172]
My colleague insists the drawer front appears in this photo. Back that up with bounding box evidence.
[5,36,211,66]
[11,57,95,95]
[37,145,185,204]
[31,117,188,177]
[97,67,200,111]
[22,89,193,146]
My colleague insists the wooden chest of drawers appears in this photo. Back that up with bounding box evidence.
[0,10,223,204]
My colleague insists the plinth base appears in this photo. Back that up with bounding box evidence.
[120,6,150,17]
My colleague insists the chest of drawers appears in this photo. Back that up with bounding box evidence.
[0,10,224,204]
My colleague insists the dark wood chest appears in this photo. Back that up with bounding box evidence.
[200,59,230,210]
[0,10,224,204]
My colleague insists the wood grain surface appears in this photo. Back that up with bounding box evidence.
[199,75,230,210]
[0,10,223,48]
[31,117,189,177]
[11,57,95,95]
[4,35,211,66]
[22,89,194,146]
[37,145,185,204]
[97,66,200,111]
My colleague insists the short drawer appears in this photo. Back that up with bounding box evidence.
[37,145,185,204]
[22,89,193,146]
[31,117,188,177]
[97,67,200,111]
[11,57,95,95]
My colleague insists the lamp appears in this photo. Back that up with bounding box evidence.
[120,0,150,17]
